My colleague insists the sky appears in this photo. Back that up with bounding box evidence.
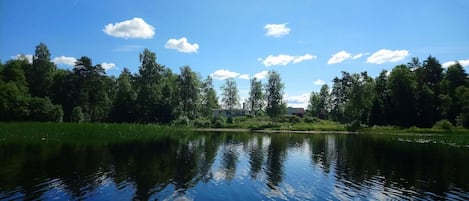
[1,0,469,108]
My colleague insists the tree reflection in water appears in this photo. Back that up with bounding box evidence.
[1,132,468,200]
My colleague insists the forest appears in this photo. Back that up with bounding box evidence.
[1,43,468,128]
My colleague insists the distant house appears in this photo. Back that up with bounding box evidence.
[287,107,305,117]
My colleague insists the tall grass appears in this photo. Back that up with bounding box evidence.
[0,122,184,144]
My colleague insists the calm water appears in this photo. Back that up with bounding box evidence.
[1,132,468,200]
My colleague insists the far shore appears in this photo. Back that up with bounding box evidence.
[192,128,357,134]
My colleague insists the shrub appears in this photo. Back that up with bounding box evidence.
[173,116,190,126]
[346,120,361,132]
[212,116,225,128]
[227,116,233,124]
[433,119,453,129]
[193,118,211,128]
[278,115,301,124]
[71,106,85,123]
[304,116,319,123]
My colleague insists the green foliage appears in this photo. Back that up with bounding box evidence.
[265,71,286,118]
[192,118,211,128]
[201,76,219,117]
[308,84,330,119]
[221,78,239,113]
[1,43,468,131]
[278,115,301,124]
[248,77,264,115]
[304,116,319,123]
[109,68,137,122]
[71,106,85,123]
[387,65,417,127]
[179,66,201,119]
[27,43,56,97]
[211,116,225,128]
[433,119,453,129]
[346,120,362,132]
[173,116,190,126]
[28,97,63,122]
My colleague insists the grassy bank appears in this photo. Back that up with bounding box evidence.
[185,115,348,131]
[360,125,469,134]
[0,122,183,144]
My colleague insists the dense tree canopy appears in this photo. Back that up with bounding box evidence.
[309,58,469,128]
[1,43,468,128]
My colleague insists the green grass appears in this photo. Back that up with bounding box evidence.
[214,115,347,131]
[0,122,184,144]
[360,125,469,134]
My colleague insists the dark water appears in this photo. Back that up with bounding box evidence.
[1,132,468,200]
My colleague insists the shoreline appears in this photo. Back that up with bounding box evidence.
[192,128,357,134]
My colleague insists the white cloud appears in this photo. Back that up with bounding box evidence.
[52,56,77,66]
[366,49,409,64]
[442,59,469,68]
[284,93,309,108]
[165,37,199,53]
[293,54,315,64]
[352,53,363,60]
[210,69,240,80]
[238,74,250,80]
[253,70,269,80]
[314,79,326,86]
[12,54,33,63]
[103,17,155,39]
[261,54,316,67]
[328,51,352,64]
[264,23,291,38]
[101,62,116,71]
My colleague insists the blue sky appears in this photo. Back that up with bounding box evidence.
[1,0,469,108]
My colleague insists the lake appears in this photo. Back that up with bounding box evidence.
[1,131,468,200]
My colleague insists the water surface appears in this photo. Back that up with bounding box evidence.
[1,132,468,200]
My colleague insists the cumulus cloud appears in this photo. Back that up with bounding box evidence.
[12,54,33,63]
[238,74,250,80]
[52,56,77,66]
[264,23,291,38]
[352,53,363,60]
[314,79,326,86]
[328,51,352,64]
[366,49,409,64]
[284,93,309,108]
[293,54,315,64]
[254,70,269,80]
[210,69,240,80]
[261,54,316,67]
[103,17,155,39]
[165,37,199,53]
[101,62,116,71]
[442,59,469,68]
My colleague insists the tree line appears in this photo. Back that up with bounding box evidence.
[1,43,468,128]
[0,43,287,124]
[308,57,469,128]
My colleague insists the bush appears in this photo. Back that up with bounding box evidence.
[433,119,453,129]
[304,116,319,123]
[71,106,85,123]
[278,115,301,124]
[346,120,361,131]
[27,97,63,122]
[227,116,233,124]
[212,116,225,128]
[193,118,211,128]
[173,116,190,126]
